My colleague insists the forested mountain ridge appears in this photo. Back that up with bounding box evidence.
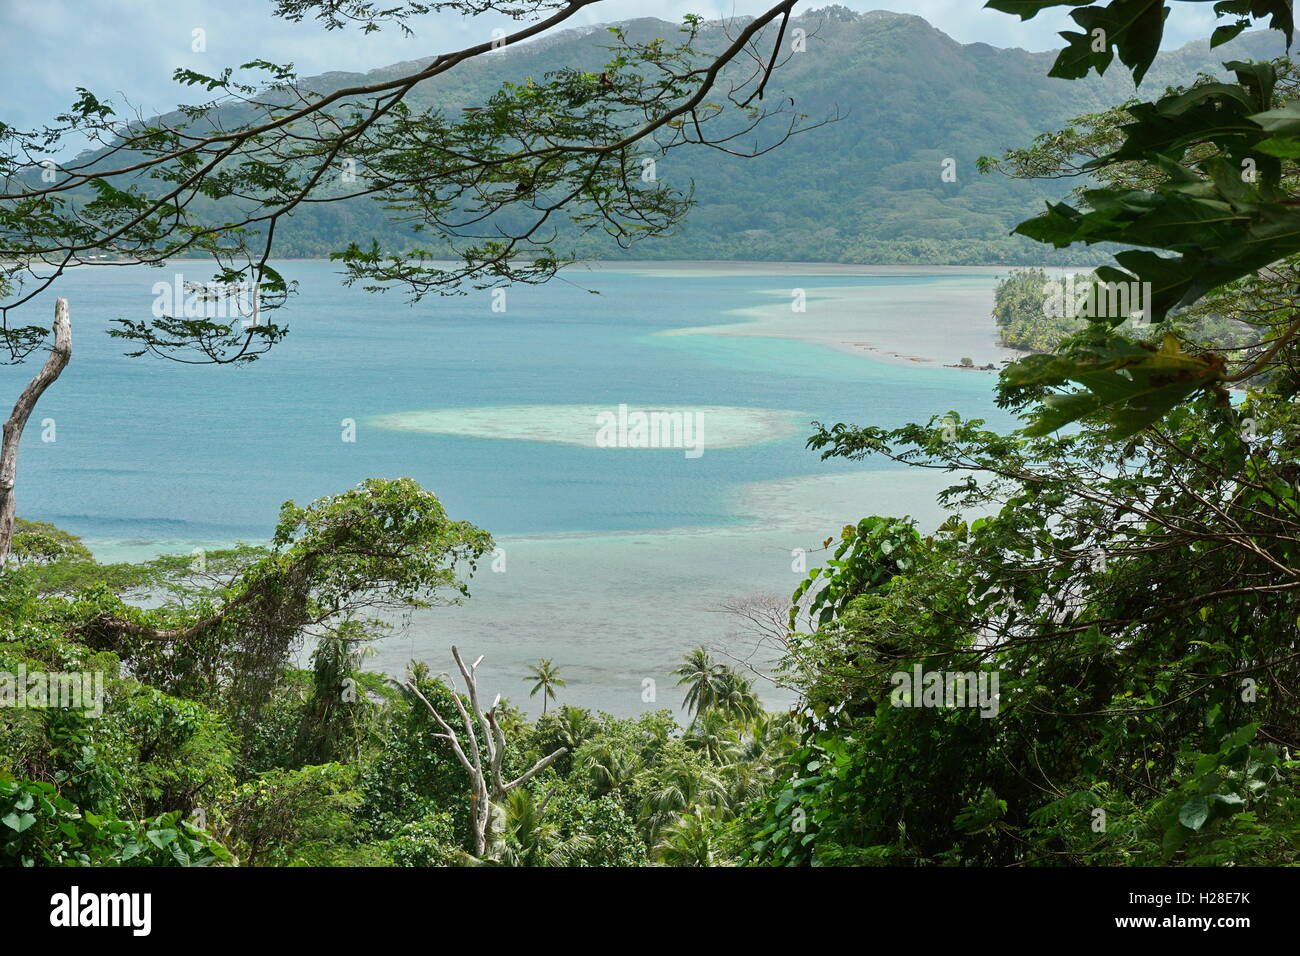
[125,5,1287,264]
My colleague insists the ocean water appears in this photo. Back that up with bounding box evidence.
[4,261,1018,715]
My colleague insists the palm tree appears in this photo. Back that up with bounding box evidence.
[638,760,722,842]
[523,658,566,714]
[297,619,376,764]
[740,711,799,764]
[581,740,643,797]
[552,705,598,751]
[683,708,743,765]
[712,670,763,724]
[673,647,727,721]
[652,808,722,867]
[489,789,594,867]
[716,760,768,816]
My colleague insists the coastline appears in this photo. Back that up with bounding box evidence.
[365,466,978,715]
[658,274,1023,369]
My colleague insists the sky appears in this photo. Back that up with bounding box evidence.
[0,0,1223,134]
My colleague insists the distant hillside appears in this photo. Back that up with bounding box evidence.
[99,5,1296,265]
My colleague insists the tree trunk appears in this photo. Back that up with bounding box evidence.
[404,645,568,861]
[0,297,71,567]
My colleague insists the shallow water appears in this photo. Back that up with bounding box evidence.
[5,261,1018,715]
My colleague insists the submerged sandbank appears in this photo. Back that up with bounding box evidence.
[367,404,807,451]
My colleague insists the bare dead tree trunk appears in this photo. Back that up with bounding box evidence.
[0,297,71,567]
[403,645,567,859]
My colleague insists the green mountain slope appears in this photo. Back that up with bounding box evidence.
[112,5,1296,264]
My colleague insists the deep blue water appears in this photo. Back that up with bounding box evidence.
[3,262,1014,548]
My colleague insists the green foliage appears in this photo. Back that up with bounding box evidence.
[110,687,236,819]
[1006,332,1218,438]
[990,54,1300,434]
[790,517,922,631]
[653,806,733,866]
[527,705,600,776]
[986,0,1292,85]
[751,378,1300,865]
[487,788,596,867]
[543,784,645,867]
[0,619,236,825]
[79,478,490,735]
[356,665,473,844]
[266,477,493,616]
[0,773,230,866]
[293,625,375,767]
[218,763,362,866]
[384,811,462,867]
[740,23,1300,873]
[991,267,1084,352]
[989,264,1258,358]
[7,519,92,568]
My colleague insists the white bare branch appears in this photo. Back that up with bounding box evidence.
[405,647,567,860]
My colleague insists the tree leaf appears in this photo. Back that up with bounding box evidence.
[1,811,36,833]
[1178,794,1210,830]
